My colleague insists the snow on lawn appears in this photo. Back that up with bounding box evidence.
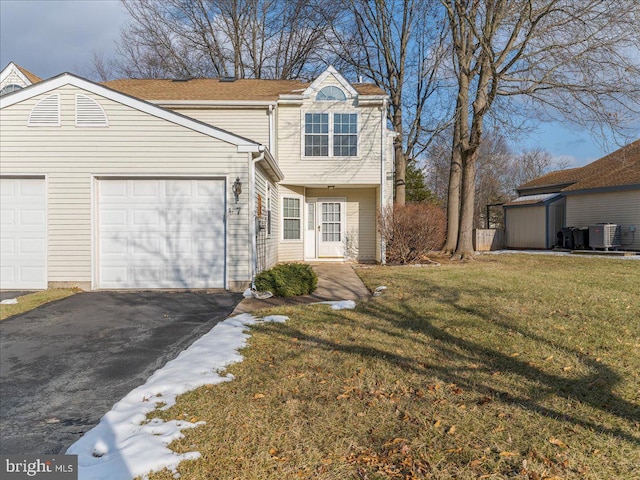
[0,298,18,304]
[479,249,640,260]
[67,313,288,480]
[315,300,357,310]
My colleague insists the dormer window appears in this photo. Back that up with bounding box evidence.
[316,86,346,101]
[0,84,22,96]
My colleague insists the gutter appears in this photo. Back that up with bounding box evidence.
[249,150,265,281]
[380,98,387,264]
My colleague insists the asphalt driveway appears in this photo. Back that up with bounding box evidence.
[0,290,242,455]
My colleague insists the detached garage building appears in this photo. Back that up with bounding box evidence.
[0,74,282,291]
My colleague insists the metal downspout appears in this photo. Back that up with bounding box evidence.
[380,99,387,264]
[249,147,266,280]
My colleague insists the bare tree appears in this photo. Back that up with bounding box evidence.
[325,0,450,205]
[109,0,333,80]
[473,132,511,227]
[441,0,640,258]
[503,147,570,196]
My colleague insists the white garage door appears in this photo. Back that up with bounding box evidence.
[0,177,47,289]
[98,178,226,289]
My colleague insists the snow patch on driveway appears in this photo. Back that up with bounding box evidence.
[67,313,288,480]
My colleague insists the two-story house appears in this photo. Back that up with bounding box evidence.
[0,62,394,291]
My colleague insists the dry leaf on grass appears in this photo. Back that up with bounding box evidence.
[549,437,568,449]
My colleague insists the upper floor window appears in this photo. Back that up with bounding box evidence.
[0,84,22,96]
[304,113,329,156]
[333,113,357,156]
[316,86,346,101]
[304,112,358,157]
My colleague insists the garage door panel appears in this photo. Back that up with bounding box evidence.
[100,209,128,226]
[98,179,226,289]
[20,238,46,255]
[0,178,47,289]
[133,181,160,197]
[20,209,46,226]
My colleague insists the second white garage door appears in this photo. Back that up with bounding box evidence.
[0,177,47,289]
[98,178,226,289]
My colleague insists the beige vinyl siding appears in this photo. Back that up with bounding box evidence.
[566,190,640,250]
[306,187,377,262]
[505,206,547,249]
[171,107,270,146]
[0,84,252,287]
[276,75,383,186]
[277,185,305,262]
[255,167,279,271]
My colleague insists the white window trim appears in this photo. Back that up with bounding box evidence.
[316,86,347,101]
[280,194,303,242]
[301,111,360,159]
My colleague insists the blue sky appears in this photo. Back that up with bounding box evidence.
[1,0,636,167]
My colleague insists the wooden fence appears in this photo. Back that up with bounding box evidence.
[474,228,504,251]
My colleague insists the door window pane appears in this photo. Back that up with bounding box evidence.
[321,203,341,242]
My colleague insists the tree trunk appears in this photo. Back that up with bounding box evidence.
[453,149,477,259]
[442,138,462,253]
[394,141,406,205]
[442,78,468,254]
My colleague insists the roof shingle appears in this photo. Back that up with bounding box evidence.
[102,78,386,101]
[15,64,42,84]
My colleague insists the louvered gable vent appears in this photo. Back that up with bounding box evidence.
[27,94,60,126]
[76,94,108,127]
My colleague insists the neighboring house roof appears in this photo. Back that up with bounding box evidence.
[102,76,386,102]
[503,193,562,207]
[518,139,640,195]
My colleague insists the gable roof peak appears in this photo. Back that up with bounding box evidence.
[302,65,358,98]
[0,62,42,87]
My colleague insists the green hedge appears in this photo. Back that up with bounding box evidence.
[253,263,318,297]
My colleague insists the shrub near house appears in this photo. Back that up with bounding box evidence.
[378,203,446,264]
[253,263,318,297]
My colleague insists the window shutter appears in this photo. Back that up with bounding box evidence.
[76,94,108,127]
[27,94,60,126]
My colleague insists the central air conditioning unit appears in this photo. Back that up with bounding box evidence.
[588,224,621,250]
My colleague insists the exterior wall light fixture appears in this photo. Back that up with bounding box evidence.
[232,177,242,203]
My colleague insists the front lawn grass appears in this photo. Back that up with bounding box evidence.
[149,255,639,479]
[0,288,79,321]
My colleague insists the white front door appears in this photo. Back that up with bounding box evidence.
[304,198,346,259]
[318,200,345,258]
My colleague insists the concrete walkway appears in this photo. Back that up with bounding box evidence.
[232,263,371,314]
